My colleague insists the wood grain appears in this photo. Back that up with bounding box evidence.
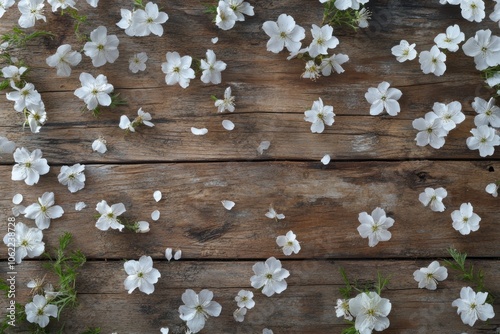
[1,161,498,260]
[1,260,499,333]
[0,0,499,333]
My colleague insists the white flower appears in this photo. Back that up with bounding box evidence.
[485,72,500,88]
[6,82,42,112]
[432,101,465,131]
[365,81,402,116]
[250,257,290,297]
[419,45,446,76]
[75,202,87,211]
[25,103,46,134]
[233,307,247,322]
[74,72,114,111]
[2,65,27,85]
[179,289,222,333]
[221,200,235,210]
[47,0,75,12]
[413,261,448,290]
[320,53,349,76]
[262,14,305,53]
[356,7,370,28]
[301,60,321,80]
[434,25,465,52]
[11,147,50,186]
[161,52,195,88]
[308,24,339,58]
[3,222,44,263]
[24,192,64,230]
[132,2,168,36]
[472,97,500,127]
[83,26,120,67]
[460,0,485,22]
[18,0,46,28]
[349,291,391,334]
[92,137,107,153]
[95,200,126,231]
[129,52,148,73]
[276,230,301,256]
[58,163,86,193]
[225,0,254,21]
[263,329,273,334]
[235,290,255,309]
[216,1,237,30]
[200,49,226,84]
[391,40,417,62]
[265,205,285,221]
[466,125,500,157]
[215,86,235,112]
[419,187,447,212]
[117,8,136,36]
[119,108,154,132]
[485,182,499,197]
[451,202,481,235]
[0,136,15,156]
[0,0,14,18]
[491,2,500,26]
[412,112,448,149]
[134,221,150,233]
[452,287,494,326]
[46,44,81,77]
[124,255,161,294]
[462,29,500,71]
[357,207,394,247]
[333,0,368,10]
[25,295,57,328]
[335,299,353,321]
[304,97,335,133]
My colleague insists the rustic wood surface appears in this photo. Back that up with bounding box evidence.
[0,0,499,333]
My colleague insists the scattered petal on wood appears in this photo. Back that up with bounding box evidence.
[222,119,235,131]
[174,249,182,260]
[221,200,235,210]
[257,141,271,155]
[151,210,160,221]
[153,190,162,202]
[211,37,218,44]
[321,154,331,165]
[75,202,87,211]
[12,193,23,205]
[191,127,208,135]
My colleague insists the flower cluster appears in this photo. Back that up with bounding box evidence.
[213,0,255,31]
[263,13,351,80]
[117,2,168,37]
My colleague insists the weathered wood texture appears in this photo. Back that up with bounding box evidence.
[0,161,499,260]
[0,0,499,333]
[0,1,498,163]
[1,260,499,333]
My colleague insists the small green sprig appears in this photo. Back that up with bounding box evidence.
[43,232,86,318]
[321,1,368,30]
[81,328,102,334]
[60,8,89,42]
[86,93,127,117]
[204,4,218,15]
[1,27,54,50]
[444,247,494,303]
[133,0,146,9]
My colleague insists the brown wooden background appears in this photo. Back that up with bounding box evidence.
[0,0,499,333]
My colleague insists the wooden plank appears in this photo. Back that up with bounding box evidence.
[1,260,499,333]
[1,161,498,260]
